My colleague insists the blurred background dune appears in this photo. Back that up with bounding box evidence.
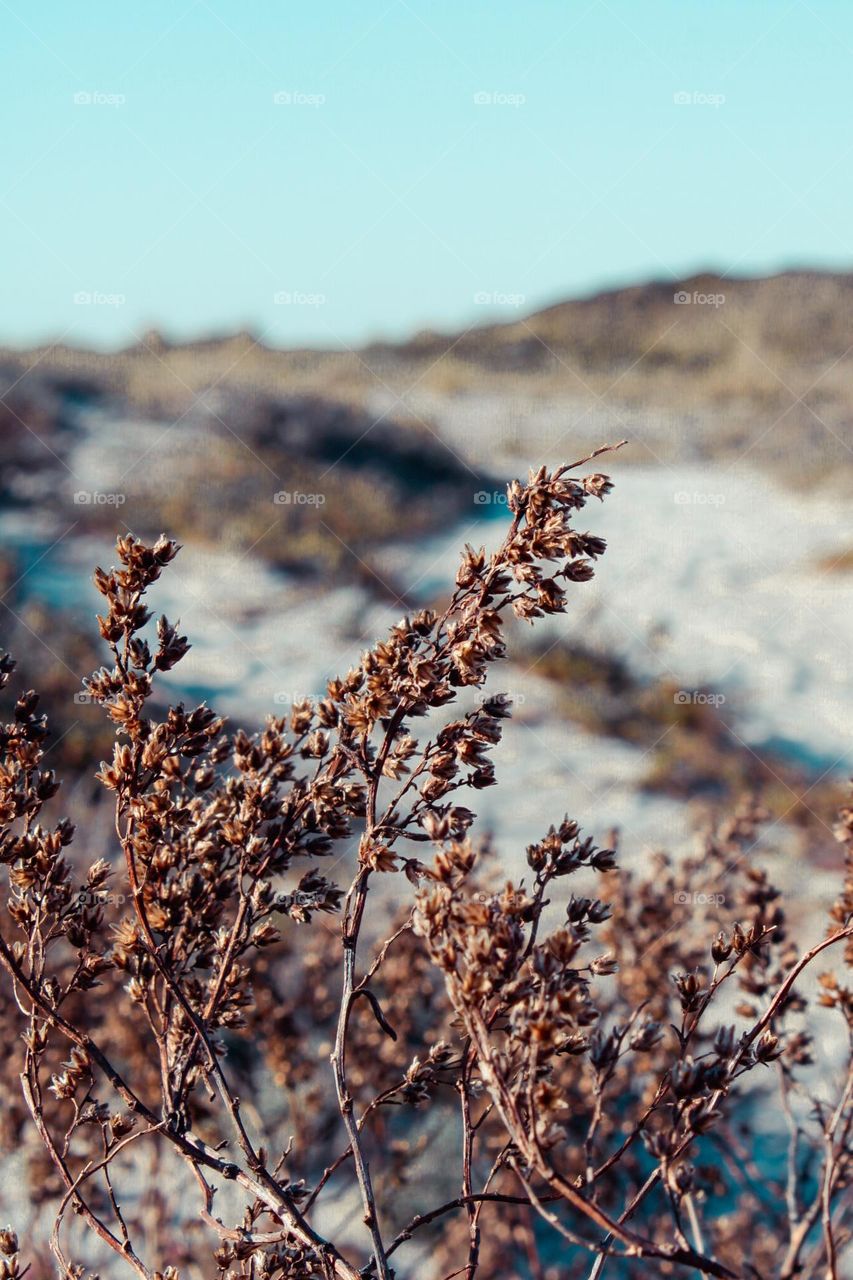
[2,263,851,898]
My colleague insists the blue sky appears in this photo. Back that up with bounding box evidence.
[4,0,853,349]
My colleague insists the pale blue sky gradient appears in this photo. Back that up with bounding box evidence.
[3,0,853,349]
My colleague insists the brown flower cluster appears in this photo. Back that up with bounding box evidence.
[0,447,850,1280]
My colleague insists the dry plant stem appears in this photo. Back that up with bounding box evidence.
[778,1064,802,1230]
[113,753,361,1273]
[366,1144,512,1277]
[120,818,305,1217]
[745,925,853,1045]
[458,1068,479,1280]
[508,1157,616,1254]
[589,1086,666,1184]
[332,864,390,1279]
[171,740,324,1107]
[21,1065,150,1280]
[377,1191,561,1265]
[50,1124,159,1274]
[330,700,415,1278]
[819,1064,853,1280]
[0,934,361,1280]
[587,924,853,1280]
[684,1193,706,1272]
[465,1006,739,1278]
[583,1006,645,1189]
[305,1038,447,1212]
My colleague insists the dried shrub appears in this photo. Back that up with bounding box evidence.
[0,446,850,1280]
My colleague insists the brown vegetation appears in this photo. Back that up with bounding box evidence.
[4,270,853,482]
[0,448,850,1280]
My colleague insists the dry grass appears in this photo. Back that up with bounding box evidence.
[4,269,853,484]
